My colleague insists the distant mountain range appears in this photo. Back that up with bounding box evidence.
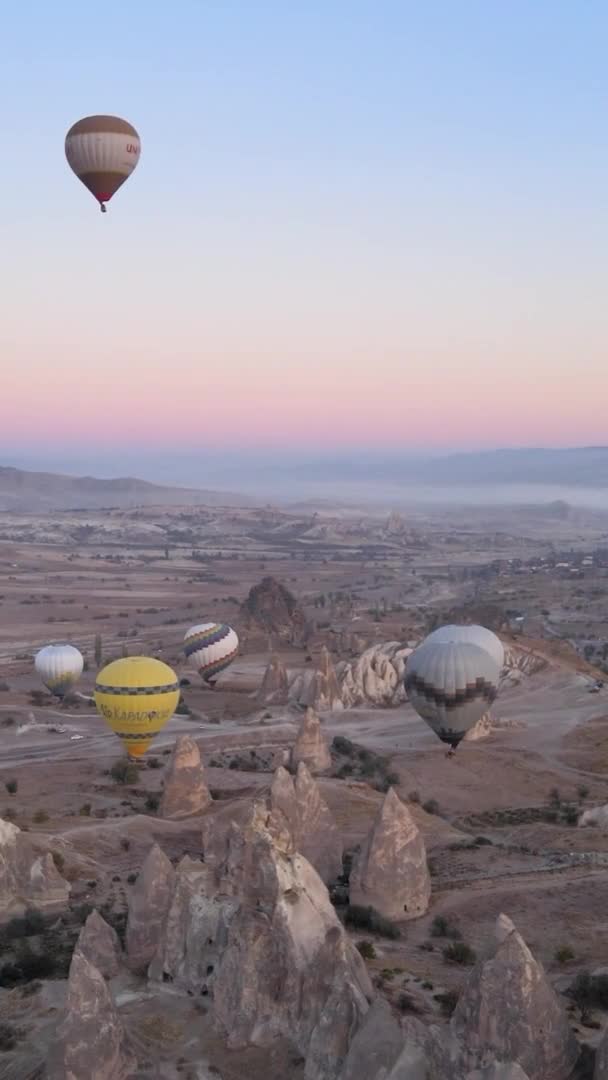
[287,446,608,488]
[1,446,606,513]
[0,466,252,512]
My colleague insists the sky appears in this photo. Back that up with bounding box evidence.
[1,1,607,481]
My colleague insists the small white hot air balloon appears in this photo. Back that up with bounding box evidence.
[404,640,500,750]
[184,623,239,685]
[423,624,505,670]
[35,644,84,698]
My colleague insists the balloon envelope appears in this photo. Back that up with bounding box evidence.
[404,640,500,748]
[184,623,239,683]
[65,115,141,210]
[424,624,505,670]
[35,644,83,697]
[94,656,179,758]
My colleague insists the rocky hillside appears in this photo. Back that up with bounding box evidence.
[0,465,250,510]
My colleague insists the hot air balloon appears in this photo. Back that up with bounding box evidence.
[184,623,239,685]
[65,115,141,213]
[35,644,83,698]
[404,640,500,750]
[423,623,505,670]
[94,656,179,758]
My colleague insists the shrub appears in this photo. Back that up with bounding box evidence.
[422,799,439,815]
[356,940,376,960]
[0,682,9,692]
[0,716,14,727]
[147,757,162,769]
[443,941,476,966]
[32,810,49,824]
[549,787,561,807]
[79,803,92,817]
[408,790,421,804]
[120,837,131,851]
[578,784,590,802]
[397,991,422,1014]
[5,780,17,795]
[434,989,460,1016]
[431,915,449,938]
[145,794,160,813]
[337,763,354,778]
[344,905,401,940]
[555,945,575,965]
[175,699,191,716]
[127,872,138,885]
[431,915,461,940]
[110,759,139,785]
[562,804,579,826]
[0,1021,23,1050]
[332,736,355,756]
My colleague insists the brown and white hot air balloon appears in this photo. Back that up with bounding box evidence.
[65,115,141,213]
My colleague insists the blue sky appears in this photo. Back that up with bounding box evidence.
[1,1,607,481]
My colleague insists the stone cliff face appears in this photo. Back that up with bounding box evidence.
[241,576,307,643]
[160,734,212,820]
[291,707,332,774]
[75,909,123,979]
[257,653,290,705]
[126,842,175,974]
[0,816,70,914]
[290,646,344,712]
[349,788,431,921]
[57,949,135,1080]
[269,764,343,885]
[436,914,578,1079]
[152,803,372,1080]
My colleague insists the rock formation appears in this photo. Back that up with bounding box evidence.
[291,707,332,774]
[580,804,608,829]
[149,855,238,993]
[57,950,135,1080]
[241,576,306,643]
[349,788,431,921]
[463,713,493,742]
[290,646,344,712]
[338,642,413,707]
[126,842,175,973]
[257,653,290,704]
[336,997,410,1079]
[270,763,343,885]
[0,816,70,914]
[75,909,122,979]
[440,914,577,1079]
[155,802,372,1080]
[595,1024,608,1078]
[466,1067,530,1080]
[160,734,211,820]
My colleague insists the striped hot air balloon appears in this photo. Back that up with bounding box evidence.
[184,623,239,684]
[65,115,141,213]
[94,656,179,758]
[35,644,83,698]
[404,640,500,750]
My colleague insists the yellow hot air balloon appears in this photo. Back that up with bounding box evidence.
[94,656,179,758]
[65,115,141,213]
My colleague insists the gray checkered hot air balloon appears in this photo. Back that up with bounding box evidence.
[423,623,505,670]
[404,639,500,750]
